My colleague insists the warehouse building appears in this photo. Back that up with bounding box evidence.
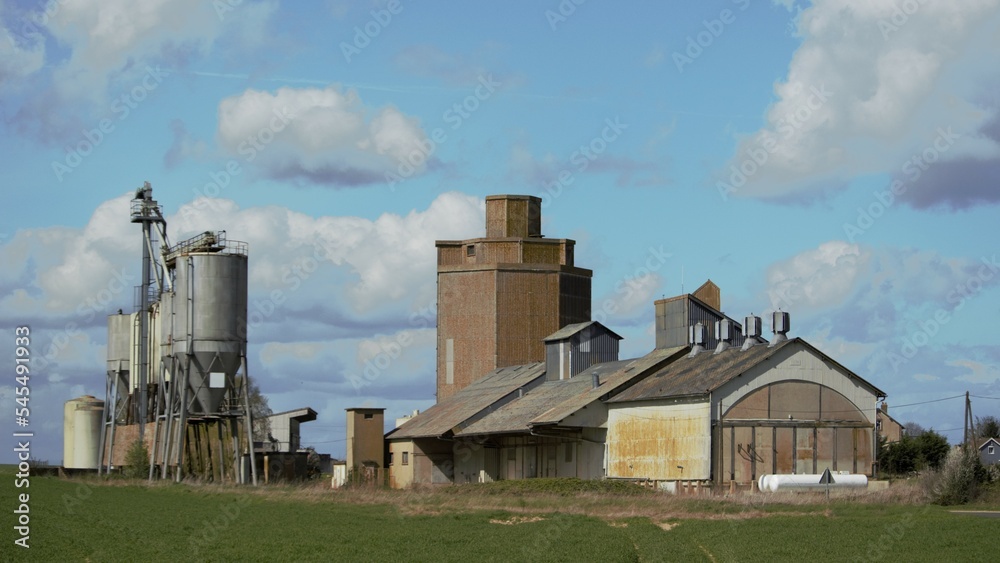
[386,194,887,489]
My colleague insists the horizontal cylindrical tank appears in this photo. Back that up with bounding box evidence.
[758,473,868,493]
[63,396,104,469]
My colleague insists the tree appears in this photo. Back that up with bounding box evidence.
[903,421,925,437]
[124,439,150,479]
[975,415,1000,440]
[880,435,922,475]
[916,429,950,470]
[247,378,273,443]
[236,376,272,443]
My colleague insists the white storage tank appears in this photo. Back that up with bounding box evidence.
[63,396,105,469]
[758,473,868,492]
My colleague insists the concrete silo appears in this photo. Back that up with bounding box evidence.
[64,396,104,469]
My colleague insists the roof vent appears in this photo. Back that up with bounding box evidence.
[714,319,735,355]
[741,314,762,351]
[592,372,600,389]
[769,311,790,347]
[688,322,706,357]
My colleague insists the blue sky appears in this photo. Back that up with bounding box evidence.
[2,0,999,464]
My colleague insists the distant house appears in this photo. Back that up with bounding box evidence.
[876,404,904,444]
[981,437,1000,465]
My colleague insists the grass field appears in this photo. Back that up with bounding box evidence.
[5,466,998,562]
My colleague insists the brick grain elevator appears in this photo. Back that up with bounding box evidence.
[435,195,592,401]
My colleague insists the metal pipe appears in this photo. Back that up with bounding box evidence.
[242,355,258,486]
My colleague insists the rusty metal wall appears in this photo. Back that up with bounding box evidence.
[607,400,712,481]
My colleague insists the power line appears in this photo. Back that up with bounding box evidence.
[972,395,1000,400]
[889,394,965,409]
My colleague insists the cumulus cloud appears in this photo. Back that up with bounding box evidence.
[0,25,44,85]
[215,85,432,187]
[721,0,1000,207]
[6,0,277,142]
[761,241,1000,344]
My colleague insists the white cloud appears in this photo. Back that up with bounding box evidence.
[216,85,431,186]
[953,359,1000,384]
[0,25,44,84]
[723,0,1000,203]
[765,241,867,312]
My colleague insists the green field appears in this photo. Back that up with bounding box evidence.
[4,466,998,562]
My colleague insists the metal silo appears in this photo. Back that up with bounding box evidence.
[170,245,248,414]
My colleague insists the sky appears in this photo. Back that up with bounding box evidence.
[1,0,999,465]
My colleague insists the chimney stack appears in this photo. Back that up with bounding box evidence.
[741,314,762,351]
[769,311,790,347]
[688,322,706,357]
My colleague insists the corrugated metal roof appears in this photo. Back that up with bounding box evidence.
[608,337,886,403]
[267,407,317,422]
[386,363,546,440]
[531,346,686,425]
[455,347,686,436]
[543,321,623,342]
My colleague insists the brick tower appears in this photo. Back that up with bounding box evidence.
[435,195,592,401]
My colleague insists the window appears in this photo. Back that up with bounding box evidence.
[363,413,373,420]
[466,245,475,257]
[990,446,995,455]
[389,452,394,465]
[402,451,409,465]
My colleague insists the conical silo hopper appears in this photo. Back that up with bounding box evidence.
[170,250,248,414]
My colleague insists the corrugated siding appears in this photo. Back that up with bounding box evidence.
[607,400,712,480]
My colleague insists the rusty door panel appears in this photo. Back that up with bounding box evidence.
[734,426,754,483]
[816,427,835,474]
[855,429,873,475]
[795,427,814,474]
[775,428,793,474]
[607,405,710,480]
[726,387,769,419]
[755,427,774,475]
[836,428,854,472]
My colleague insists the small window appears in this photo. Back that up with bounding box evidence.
[466,245,475,256]
[990,446,995,455]
[389,452,394,465]
[364,413,373,419]
[402,451,409,465]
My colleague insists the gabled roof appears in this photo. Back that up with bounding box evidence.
[543,321,623,342]
[456,346,686,436]
[386,363,546,440]
[980,437,1000,450]
[267,407,318,422]
[609,337,886,403]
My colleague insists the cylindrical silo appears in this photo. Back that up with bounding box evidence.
[171,251,248,414]
[64,396,105,469]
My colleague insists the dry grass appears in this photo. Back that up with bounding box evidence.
[63,474,938,525]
